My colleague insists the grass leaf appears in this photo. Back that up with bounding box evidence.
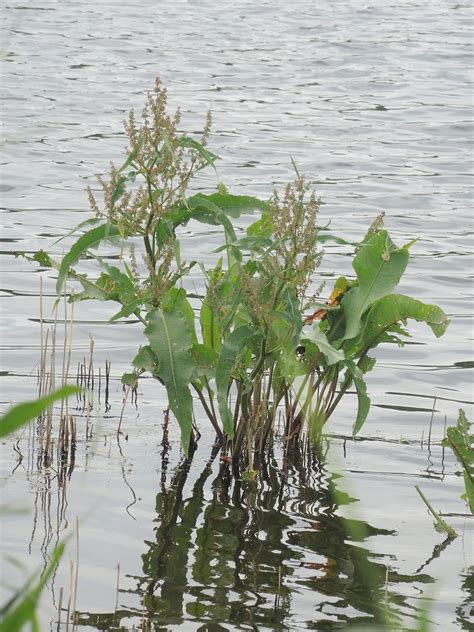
[56,223,122,294]
[0,386,80,438]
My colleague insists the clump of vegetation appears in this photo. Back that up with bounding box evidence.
[25,78,449,463]
[0,387,79,631]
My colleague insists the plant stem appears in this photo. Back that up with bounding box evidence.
[415,485,458,539]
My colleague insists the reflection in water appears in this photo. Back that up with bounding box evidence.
[76,442,435,631]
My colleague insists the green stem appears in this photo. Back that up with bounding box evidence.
[415,486,458,539]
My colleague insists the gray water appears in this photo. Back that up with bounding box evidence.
[1,1,473,630]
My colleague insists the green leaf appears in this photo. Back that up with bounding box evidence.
[341,230,409,341]
[305,326,345,366]
[200,299,221,352]
[132,345,159,374]
[49,217,102,248]
[247,214,273,238]
[216,325,258,437]
[186,194,238,243]
[344,360,371,435]
[162,287,197,343]
[56,223,122,294]
[179,136,220,166]
[71,273,112,302]
[351,294,449,355]
[203,192,271,218]
[442,409,474,513]
[110,297,146,321]
[0,386,79,438]
[145,304,195,455]
[121,372,138,387]
[192,343,218,380]
[0,542,65,631]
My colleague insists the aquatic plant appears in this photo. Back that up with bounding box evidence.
[0,387,79,632]
[443,409,473,514]
[24,78,449,461]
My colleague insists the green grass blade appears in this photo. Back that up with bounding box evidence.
[0,542,65,631]
[0,387,80,438]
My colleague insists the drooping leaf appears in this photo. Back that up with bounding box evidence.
[49,217,102,248]
[344,360,371,435]
[442,409,474,513]
[305,326,345,366]
[216,325,258,437]
[56,223,122,294]
[0,386,80,438]
[202,192,271,218]
[178,135,220,166]
[145,305,195,454]
[350,294,449,355]
[341,230,410,341]
[110,297,146,321]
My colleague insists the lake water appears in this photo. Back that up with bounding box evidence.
[1,0,473,630]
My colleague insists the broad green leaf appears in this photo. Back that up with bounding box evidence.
[203,192,271,218]
[56,223,122,294]
[145,306,195,454]
[0,386,80,438]
[305,327,345,366]
[247,214,273,238]
[344,360,371,435]
[185,196,239,258]
[192,343,218,380]
[200,299,221,352]
[271,287,303,349]
[341,230,409,341]
[162,287,197,343]
[351,294,449,355]
[132,345,159,374]
[216,325,258,437]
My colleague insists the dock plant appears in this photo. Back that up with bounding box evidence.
[25,78,450,462]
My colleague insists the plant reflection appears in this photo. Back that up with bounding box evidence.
[76,441,435,631]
